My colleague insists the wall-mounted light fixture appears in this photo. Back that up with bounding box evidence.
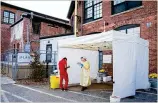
[146,22,152,28]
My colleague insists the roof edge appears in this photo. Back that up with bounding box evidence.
[1,1,69,23]
[40,33,74,39]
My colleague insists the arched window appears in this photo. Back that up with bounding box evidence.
[115,24,140,37]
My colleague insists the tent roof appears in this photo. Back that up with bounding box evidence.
[58,30,149,51]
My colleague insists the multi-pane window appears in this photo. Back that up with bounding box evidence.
[3,11,15,24]
[84,0,102,23]
[94,2,102,19]
[3,11,9,23]
[86,7,93,19]
[112,0,142,15]
[85,0,93,20]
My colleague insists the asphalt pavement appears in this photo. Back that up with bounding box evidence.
[1,77,157,102]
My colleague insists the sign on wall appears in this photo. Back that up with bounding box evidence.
[103,55,112,63]
[17,53,32,63]
[24,43,31,53]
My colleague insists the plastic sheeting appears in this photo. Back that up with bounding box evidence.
[135,40,150,89]
[58,48,99,84]
[112,40,137,98]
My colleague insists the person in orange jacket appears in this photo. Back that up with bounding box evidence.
[58,57,70,91]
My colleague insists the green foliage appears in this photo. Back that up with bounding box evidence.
[1,64,6,75]
[29,52,45,82]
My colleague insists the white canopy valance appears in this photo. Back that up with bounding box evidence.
[58,30,148,51]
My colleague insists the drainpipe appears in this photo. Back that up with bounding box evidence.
[30,12,33,52]
[74,0,78,37]
[26,24,29,44]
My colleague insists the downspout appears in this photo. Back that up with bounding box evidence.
[30,12,34,52]
[74,0,78,37]
[104,21,105,32]
[26,24,29,44]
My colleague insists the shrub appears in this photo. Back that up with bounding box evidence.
[29,52,45,82]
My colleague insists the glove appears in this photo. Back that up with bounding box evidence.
[77,62,83,68]
[80,64,83,68]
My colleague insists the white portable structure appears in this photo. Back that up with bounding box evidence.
[40,35,74,64]
[57,30,150,98]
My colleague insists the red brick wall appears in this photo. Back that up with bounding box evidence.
[12,18,71,52]
[70,1,157,73]
[10,19,24,52]
[2,5,71,53]
[1,24,11,53]
[10,18,40,52]
[22,18,40,52]
[1,5,25,53]
[40,22,71,37]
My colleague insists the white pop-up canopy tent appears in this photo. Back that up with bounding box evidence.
[57,30,150,98]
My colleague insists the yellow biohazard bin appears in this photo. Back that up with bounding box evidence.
[50,75,60,89]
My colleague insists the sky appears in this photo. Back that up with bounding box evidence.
[2,1,71,20]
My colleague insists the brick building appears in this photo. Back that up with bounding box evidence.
[1,2,72,53]
[67,0,157,73]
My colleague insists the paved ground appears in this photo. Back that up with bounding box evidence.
[1,77,157,102]
[1,76,15,84]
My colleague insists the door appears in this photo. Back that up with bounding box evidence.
[46,44,52,63]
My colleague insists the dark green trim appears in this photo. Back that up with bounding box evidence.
[111,1,142,15]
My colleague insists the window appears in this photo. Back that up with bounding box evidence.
[32,22,40,34]
[3,11,15,24]
[112,0,142,15]
[115,24,140,37]
[84,0,102,23]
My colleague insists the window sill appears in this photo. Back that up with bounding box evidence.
[83,18,103,26]
[111,6,144,17]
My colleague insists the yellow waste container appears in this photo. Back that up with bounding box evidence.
[50,75,60,89]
